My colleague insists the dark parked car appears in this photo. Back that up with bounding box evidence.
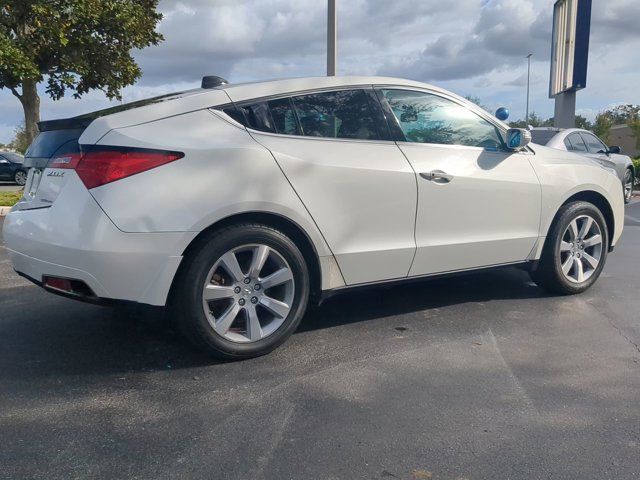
[0,151,28,186]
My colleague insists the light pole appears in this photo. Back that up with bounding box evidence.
[525,53,532,124]
[327,0,337,76]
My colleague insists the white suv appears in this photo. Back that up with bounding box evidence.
[3,76,625,359]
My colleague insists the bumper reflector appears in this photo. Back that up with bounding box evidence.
[43,276,95,298]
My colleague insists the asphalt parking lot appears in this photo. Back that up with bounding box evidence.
[1,202,639,480]
[0,182,21,193]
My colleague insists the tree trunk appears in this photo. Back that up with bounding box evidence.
[18,79,41,146]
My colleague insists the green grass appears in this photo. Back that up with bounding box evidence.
[0,190,23,207]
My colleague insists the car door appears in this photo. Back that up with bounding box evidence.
[580,132,624,178]
[377,88,541,276]
[232,88,417,285]
[0,155,11,179]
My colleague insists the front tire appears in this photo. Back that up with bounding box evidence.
[530,201,609,295]
[623,168,634,204]
[171,224,310,360]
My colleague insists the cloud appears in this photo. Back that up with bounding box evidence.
[0,0,639,143]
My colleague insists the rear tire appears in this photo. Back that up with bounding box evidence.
[171,223,310,360]
[530,201,609,295]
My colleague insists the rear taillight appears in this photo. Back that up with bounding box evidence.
[49,148,184,189]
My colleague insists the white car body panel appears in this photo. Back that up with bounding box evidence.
[398,142,541,275]
[3,172,195,305]
[527,144,624,250]
[2,76,625,307]
[249,130,417,285]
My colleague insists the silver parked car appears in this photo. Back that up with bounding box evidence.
[530,127,635,203]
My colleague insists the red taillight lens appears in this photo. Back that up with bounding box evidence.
[50,148,184,189]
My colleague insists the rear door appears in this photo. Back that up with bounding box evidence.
[377,88,541,276]
[226,88,418,285]
[580,132,623,177]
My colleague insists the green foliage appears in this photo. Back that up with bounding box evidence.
[593,112,614,143]
[575,115,593,130]
[510,112,553,128]
[0,191,22,207]
[0,0,164,100]
[463,95,491,113]
[9,122,29,153]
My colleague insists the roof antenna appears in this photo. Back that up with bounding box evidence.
[201,76,228,89]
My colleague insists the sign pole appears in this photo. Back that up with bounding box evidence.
[525,53,532,124]
[327,0,337,76]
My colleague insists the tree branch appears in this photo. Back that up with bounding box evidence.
[9,86,22,100]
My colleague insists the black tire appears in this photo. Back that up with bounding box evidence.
[530,201,609,295]
[14,170,27,186]
[623,168,634,204]
[170,223,310,360]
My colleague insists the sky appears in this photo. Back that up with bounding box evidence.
[1,0,640,143]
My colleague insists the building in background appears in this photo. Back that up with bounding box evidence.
[609,125,639,157]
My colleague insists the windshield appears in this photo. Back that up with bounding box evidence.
[1,152,24,163]
[530,130,559,145]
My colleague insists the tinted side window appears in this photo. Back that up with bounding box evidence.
[381,89,504,149]
[222,107,246,126]
[224,99,301,136]
[291,89,382,140]
[581,133,607,153]
[240,102,276,133]
[268,98,300,135]
[566,133,587,152]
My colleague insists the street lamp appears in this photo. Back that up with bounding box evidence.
[525,53,532,124]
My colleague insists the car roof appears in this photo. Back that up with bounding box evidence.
[219,75,446,102]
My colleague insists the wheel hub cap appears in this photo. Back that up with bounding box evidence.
[558,214,603,284]
[202,244,295,343]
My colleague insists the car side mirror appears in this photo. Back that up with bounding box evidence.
[607,145,621,154]
[505,128,531,150]
[0,159,9,164]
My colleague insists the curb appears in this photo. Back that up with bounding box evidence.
[0,206,12,217]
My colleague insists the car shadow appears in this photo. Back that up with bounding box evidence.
[0,267,546,380]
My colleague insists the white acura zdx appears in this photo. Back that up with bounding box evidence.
[3,76,624,359]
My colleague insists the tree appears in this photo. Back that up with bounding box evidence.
[575,115,593,131]
[9,123,29,153]
[593,112,614,143]
[0,1,163,145]
[464,95,491,113]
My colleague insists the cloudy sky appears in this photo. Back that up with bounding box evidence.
[1,0,639,143]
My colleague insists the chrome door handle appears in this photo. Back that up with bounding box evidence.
[420,170,453,183]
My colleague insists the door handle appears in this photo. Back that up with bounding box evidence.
[420,170,453,183]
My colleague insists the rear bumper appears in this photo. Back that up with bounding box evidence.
[2,173,196,306]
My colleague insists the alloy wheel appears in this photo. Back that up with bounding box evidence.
[202,244,295,343]
[14,170,27,186]
[558,214,603,284]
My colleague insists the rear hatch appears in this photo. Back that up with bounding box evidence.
[18,123,87,210]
